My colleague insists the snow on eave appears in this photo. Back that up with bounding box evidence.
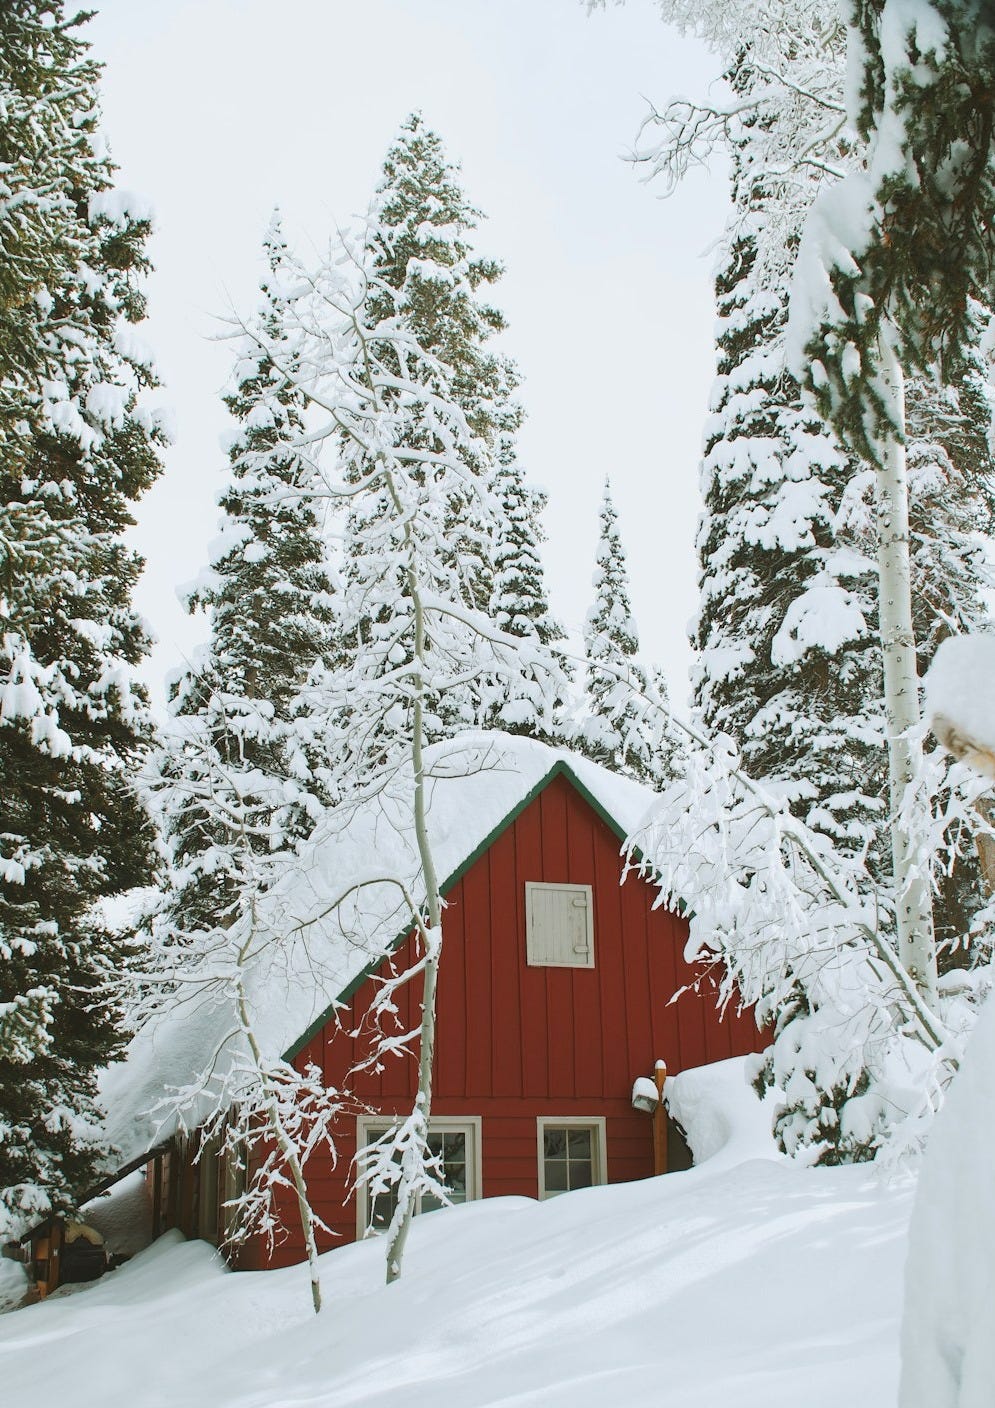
[97,732,666,1175]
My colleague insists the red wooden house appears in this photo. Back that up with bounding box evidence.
[101,734,765,1270]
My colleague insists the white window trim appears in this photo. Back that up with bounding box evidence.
[536,1116,608,1200]
[525,881,595,969]
[355,1114,483,1239]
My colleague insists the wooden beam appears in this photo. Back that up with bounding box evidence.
[653,1060,668,1176]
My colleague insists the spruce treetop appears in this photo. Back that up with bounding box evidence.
[368,113,517,449]
[161,221,337,930]
[586,478,641,668]
[580,479,664,781]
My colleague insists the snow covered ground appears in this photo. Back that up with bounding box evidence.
[0,1060,914,1407]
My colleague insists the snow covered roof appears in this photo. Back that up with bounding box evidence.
[99,732,664,1173]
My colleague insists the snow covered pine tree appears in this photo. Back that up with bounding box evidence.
[788,0,995,1009]
[153,216,336,943]
[578,478,673,783]
[333,113,569,749]
[0,2,163,1234]
[487,454,570,737]
[609,0,995,1159]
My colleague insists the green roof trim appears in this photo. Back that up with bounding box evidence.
[281,759,655,1064]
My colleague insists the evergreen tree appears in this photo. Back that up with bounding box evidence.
[486,454,569,736]
[142,227,342,1312]
[693,225,887,867]
[336,113,568,746]
[789,0,995,1004]
[579,479,667,782]
[0,2,163,1232]
[154,218,336,945]
[633,2,995,1159]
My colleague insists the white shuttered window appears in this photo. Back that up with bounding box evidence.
[525,882,595,968]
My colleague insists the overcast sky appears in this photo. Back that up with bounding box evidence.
[84,0,730,710]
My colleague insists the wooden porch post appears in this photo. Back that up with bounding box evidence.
[653,1060,668,1176]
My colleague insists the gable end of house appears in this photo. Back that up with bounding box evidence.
[282,760,655,1064]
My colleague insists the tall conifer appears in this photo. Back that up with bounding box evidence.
[154,219,337,944]
[337,114,568,745]
[487,456,569,736]
[579,479,667,782]
[0,2,163,1230]
[633,6,995,1158]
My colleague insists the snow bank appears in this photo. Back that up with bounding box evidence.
[665,1055,781,1169]
[900,994,995,1408]
[901,631,995,1405]
[0,1257,27,1314]
[0,1151,911,1407]
[925,634,995,772]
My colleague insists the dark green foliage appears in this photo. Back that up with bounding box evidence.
[157,221,337,944]
[805,3,995,461]
[0,3,162,1230]
[579,480,666,782]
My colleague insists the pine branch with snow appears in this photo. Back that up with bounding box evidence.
[0,1,164,1237]
[630,723,955,1162]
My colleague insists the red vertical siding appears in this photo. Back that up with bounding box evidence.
[247,769,767,1269]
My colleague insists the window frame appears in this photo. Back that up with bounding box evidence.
[524,881,595,969]
[355,1114,483,1239]
[536,1116,608,1200]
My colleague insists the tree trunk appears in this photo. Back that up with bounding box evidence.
[239,992,323,1314]
[384,523,444,1286]
[876,335,938,1009]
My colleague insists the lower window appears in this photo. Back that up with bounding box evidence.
[537,1117,607,1199]
[356,1116,481,1236]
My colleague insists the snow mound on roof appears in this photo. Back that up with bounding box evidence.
[100,732,663,1171]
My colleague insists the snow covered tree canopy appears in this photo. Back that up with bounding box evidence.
[240,117,568,778]
[155,214,337,945]
[578,479,673,784]
[787,1,995,461]
[1,1,163,1236]
[591,0,995,1163]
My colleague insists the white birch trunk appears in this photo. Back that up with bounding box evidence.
[875,334,938,1010]
[384,492,444,1287]
[237,987,324,1314]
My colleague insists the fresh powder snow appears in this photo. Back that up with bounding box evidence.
[0,1057,913,1407]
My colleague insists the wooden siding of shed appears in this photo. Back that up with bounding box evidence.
[240,772,765,1269]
